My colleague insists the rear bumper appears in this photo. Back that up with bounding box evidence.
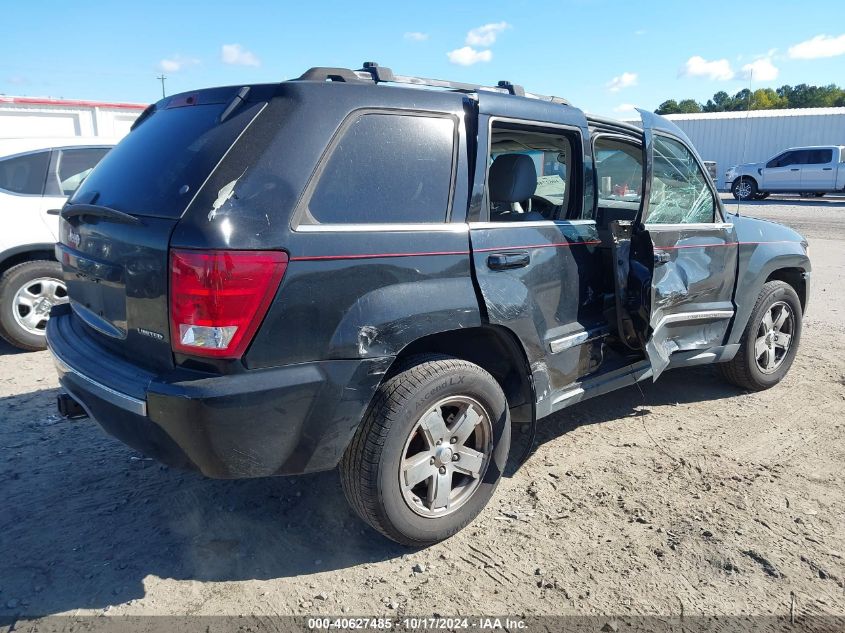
[46,306,391,478]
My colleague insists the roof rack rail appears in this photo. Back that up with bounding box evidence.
[295,62,570,106]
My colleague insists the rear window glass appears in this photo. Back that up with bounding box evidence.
[303,112,455,224]
[0,151,49,195]
[70,102,260,217]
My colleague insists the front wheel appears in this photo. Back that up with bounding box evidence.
[0,260,68,351]
[340,355,510,546]
[718,281,802,391]
[731,177,758,201]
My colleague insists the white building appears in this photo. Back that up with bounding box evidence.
[0,96,146,140]
[663,107,845,189]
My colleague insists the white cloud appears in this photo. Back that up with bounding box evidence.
[680,55,735,81]
[788,33,845,59]
[606,71,638,92]
[157,55,199,73]
[741,57,779,81]
[465,22,510,47]
[634,29,646,36]
[613,103,638,113]
[447,46,493,66]
[404,31,429,42]
[221,44,260,67]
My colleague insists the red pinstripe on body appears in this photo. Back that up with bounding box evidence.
[287,239,801,262]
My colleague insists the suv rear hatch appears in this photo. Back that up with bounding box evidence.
[57,87,268,372]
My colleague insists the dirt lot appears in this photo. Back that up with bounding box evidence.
[1,195,843,623]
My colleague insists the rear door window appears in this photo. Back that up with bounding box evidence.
[0,151,50,195]
[806,149,833,164]
[302,112,456,225]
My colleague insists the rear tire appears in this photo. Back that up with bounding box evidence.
[340,355,510,546]
[731,177,757,201]
[718,281,802,391]
[0,260,67,351]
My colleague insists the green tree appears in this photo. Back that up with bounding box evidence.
[655,99,681,115]
[654,82,844,113]
[751,88,788,110]
[677,99,702,113]
[703,91,730,112]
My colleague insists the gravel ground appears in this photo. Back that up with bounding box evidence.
[1,197,843,624]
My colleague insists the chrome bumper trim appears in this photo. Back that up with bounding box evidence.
[49,344,147,417]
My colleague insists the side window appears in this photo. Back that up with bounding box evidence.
[0,151,50,195]
[303,112,455,224]
[807,149,833,165]
[766,153,786,168]
[788,150,809,166]
[487,122,578,222]
[647,135,715,225]
[594,137,643,212]
[53,148,110,195]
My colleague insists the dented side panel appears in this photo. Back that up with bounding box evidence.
[245,241,482,367]
[469,221,605,403]
[642,224,739,378]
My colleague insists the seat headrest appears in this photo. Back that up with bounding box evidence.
[489,154,537,203]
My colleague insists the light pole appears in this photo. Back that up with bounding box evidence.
[156,74,167,98]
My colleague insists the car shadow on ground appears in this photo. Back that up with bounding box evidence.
[0,364,743,616]
[0,339,26,356]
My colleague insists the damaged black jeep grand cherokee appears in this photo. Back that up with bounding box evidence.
[48,63,810,546]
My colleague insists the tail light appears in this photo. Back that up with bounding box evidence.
[169,249,288,358]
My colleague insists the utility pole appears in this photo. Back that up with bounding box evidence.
[156,74,167,98]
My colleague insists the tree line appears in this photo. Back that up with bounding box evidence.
[655,84,845,115]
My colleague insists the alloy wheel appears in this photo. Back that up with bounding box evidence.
[736,181,753,199]
[755,300,794,374]
[399,396,493,518]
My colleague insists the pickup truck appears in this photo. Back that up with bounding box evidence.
[727,145,845,200]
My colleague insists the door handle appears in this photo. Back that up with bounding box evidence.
[487,251,530,270]
[654,251,671,265]
[790,168,800,171]
[823,167,833,171]
[47,208,62,215]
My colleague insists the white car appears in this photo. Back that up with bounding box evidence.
[0,138,116,350]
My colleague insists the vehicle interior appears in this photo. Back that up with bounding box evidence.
[485,123,652,384]
[487,126,575,221]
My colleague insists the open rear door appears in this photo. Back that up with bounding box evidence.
[631,110,738,380]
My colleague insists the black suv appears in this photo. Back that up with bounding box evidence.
[47,64,810,546]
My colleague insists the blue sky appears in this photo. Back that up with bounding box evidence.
[1,0,843,116]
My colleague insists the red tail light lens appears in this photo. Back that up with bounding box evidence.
[169,249,288,358]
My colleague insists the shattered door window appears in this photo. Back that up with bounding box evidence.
[647,136,715,224]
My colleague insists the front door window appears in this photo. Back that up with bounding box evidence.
[647,135,715,224]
